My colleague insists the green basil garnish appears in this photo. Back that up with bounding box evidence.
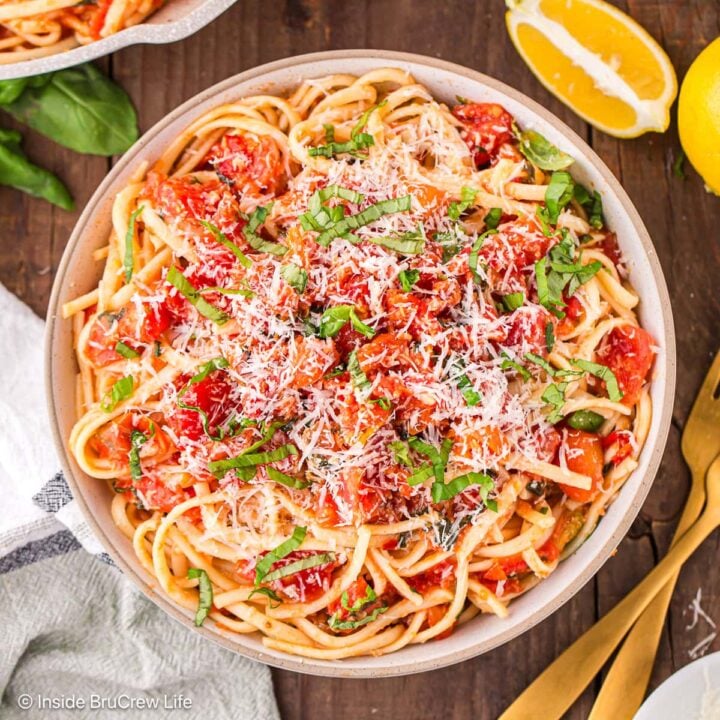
[281,263,308,294]
[115,341,139,359]
[448,186,477,221]
[398,269,420,292]
[208,443,298,479]
[571,358,624,402]
[542,382,568,423]
[128,429,148,482]
[370,224,426,254]
[431,471,495,506]
[573,184,605,229]
[545,322,555,352]
[517,129,574,171]
[544,171,575,224]
[501,292,524,312]
[200,220,252,268]
[123,205,143,282]
[328,606,388,631]
[348,350,372,400]
[167,266,229,325]
[262,552,335,583]
[266,466,310,489]
[242,204,287,256]
[187,568,213,627]
[500,352,531,381]
[254,526,307,584]
[485,207,502,230]
[318,305,374,339]
[100,375,134,412]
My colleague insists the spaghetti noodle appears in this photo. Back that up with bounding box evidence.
[0,0,165,62]
[65,68,656,658]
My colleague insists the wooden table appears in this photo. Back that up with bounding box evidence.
[2,1,718,717]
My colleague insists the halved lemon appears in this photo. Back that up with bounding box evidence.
[505,0,678,138]
[678,38,720,195]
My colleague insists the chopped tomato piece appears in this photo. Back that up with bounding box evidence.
[505,306,554,356]
[327,576,371,621]
[452,102,516,168]
[205,133,285,196]
[426,604,454,640]
[558,428,604,502]
[89,0,112,39]
[599,232,623,267]
[407,559,456,594]
[602,430,634,466]
[90,414,175,470]
[596,325,655,406]
[260,550,340,603]
[134,474,188,513]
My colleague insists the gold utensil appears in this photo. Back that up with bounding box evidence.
[499,454,720,720]
[589,350,720,719]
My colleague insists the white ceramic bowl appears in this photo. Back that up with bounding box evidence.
[0,0,237,81]
[46,50,676,677]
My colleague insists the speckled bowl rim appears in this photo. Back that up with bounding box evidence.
[0,0,237,81]
[46,50,676,678]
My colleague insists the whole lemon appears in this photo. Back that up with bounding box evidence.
[678,37,720,195]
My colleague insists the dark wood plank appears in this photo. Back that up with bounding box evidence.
[0,1,718,718]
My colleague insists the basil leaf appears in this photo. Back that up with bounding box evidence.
[500,352,531,381]
[407,463,434,486]
[409,436,452,487]
[247,586,282,607]
[518,129,574,171]
[501,292,524,312]
[348,350,372,399]
[534,257,565,319]
[281,263,308,294]
[432,471,494,504]
[0,78,29,105]
[100,375,134,412]
[208,443,298,479]
[167,266,229,325]
[0,129,73,209]
[545,322,555,353]
[342,584,377,613]
[457,374,482,406]
[398,269,420,291]
[242,204,286,256]
[328,605,388,631]
[567,410,605,432]
[115,341,139,359]
[128,429,148,482]
[266,466,310,489]
[544,171,575,224]
[187,568,213,627]
[370,224,425,254]
[389,440,412,466]
[369,396,392,411]
[200,220,252,268]
[254,526,307,584]
[316,195,412,247]
[199,285,254,299]
[469,229,496,281]
[123,205,143,282]
[524,352,556,376]
[485,207,502,230]
[541,382,568,423]
[448,186,477,221]
[573,184,604,229]
[571,358,624,402]
[262,552,335,583]
[318,305,374,339]
[1,64,138,156]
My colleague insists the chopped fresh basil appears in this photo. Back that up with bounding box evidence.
[407,464,434,486]
[115,341,138,359]
[167,266,229,325]
[389,440,412,466]
[408,436,452,487]
[457,373,482,406]
[347,350,372,400]
[123,205,143,282]
[247,586,282,607]
[200,220,253,268]
[308,102,382,158]
[571,358,623,402]
[300,185,364,235]
[567,410,605,432]
[500,353,531,381]
[266,466,310,489]
[262,552,335,583]
[431,471,495,505]
[328,605,387,631]
[208,443,298,479]
[573,185,604,229]
[316,195,412,247]
[242,204,287,256]
[524,352,556,376]
[318,305,374,339]
[100,375,134,412]
[542,382,568,423]
[501,292,524,312]
[544,171,575,224]
[254,526,307,584]
[448,186,477,221]
[370,223,425,254]
[545,322,555,352]
[281,263,308,294]
[187,568,213,627]
[485,207,502,230]
[128,429,148,482]
[398,268,420,292]
[199,285,254,299]
[369,396,392,411]
[518,129,574,171]
[342,584,377,613]
[469,229,496,281]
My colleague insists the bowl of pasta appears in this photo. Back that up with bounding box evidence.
[0,0,237,79]
[46,50,675,676]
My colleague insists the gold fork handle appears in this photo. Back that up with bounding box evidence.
[499,503,720,720]
[587,469,707,720]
